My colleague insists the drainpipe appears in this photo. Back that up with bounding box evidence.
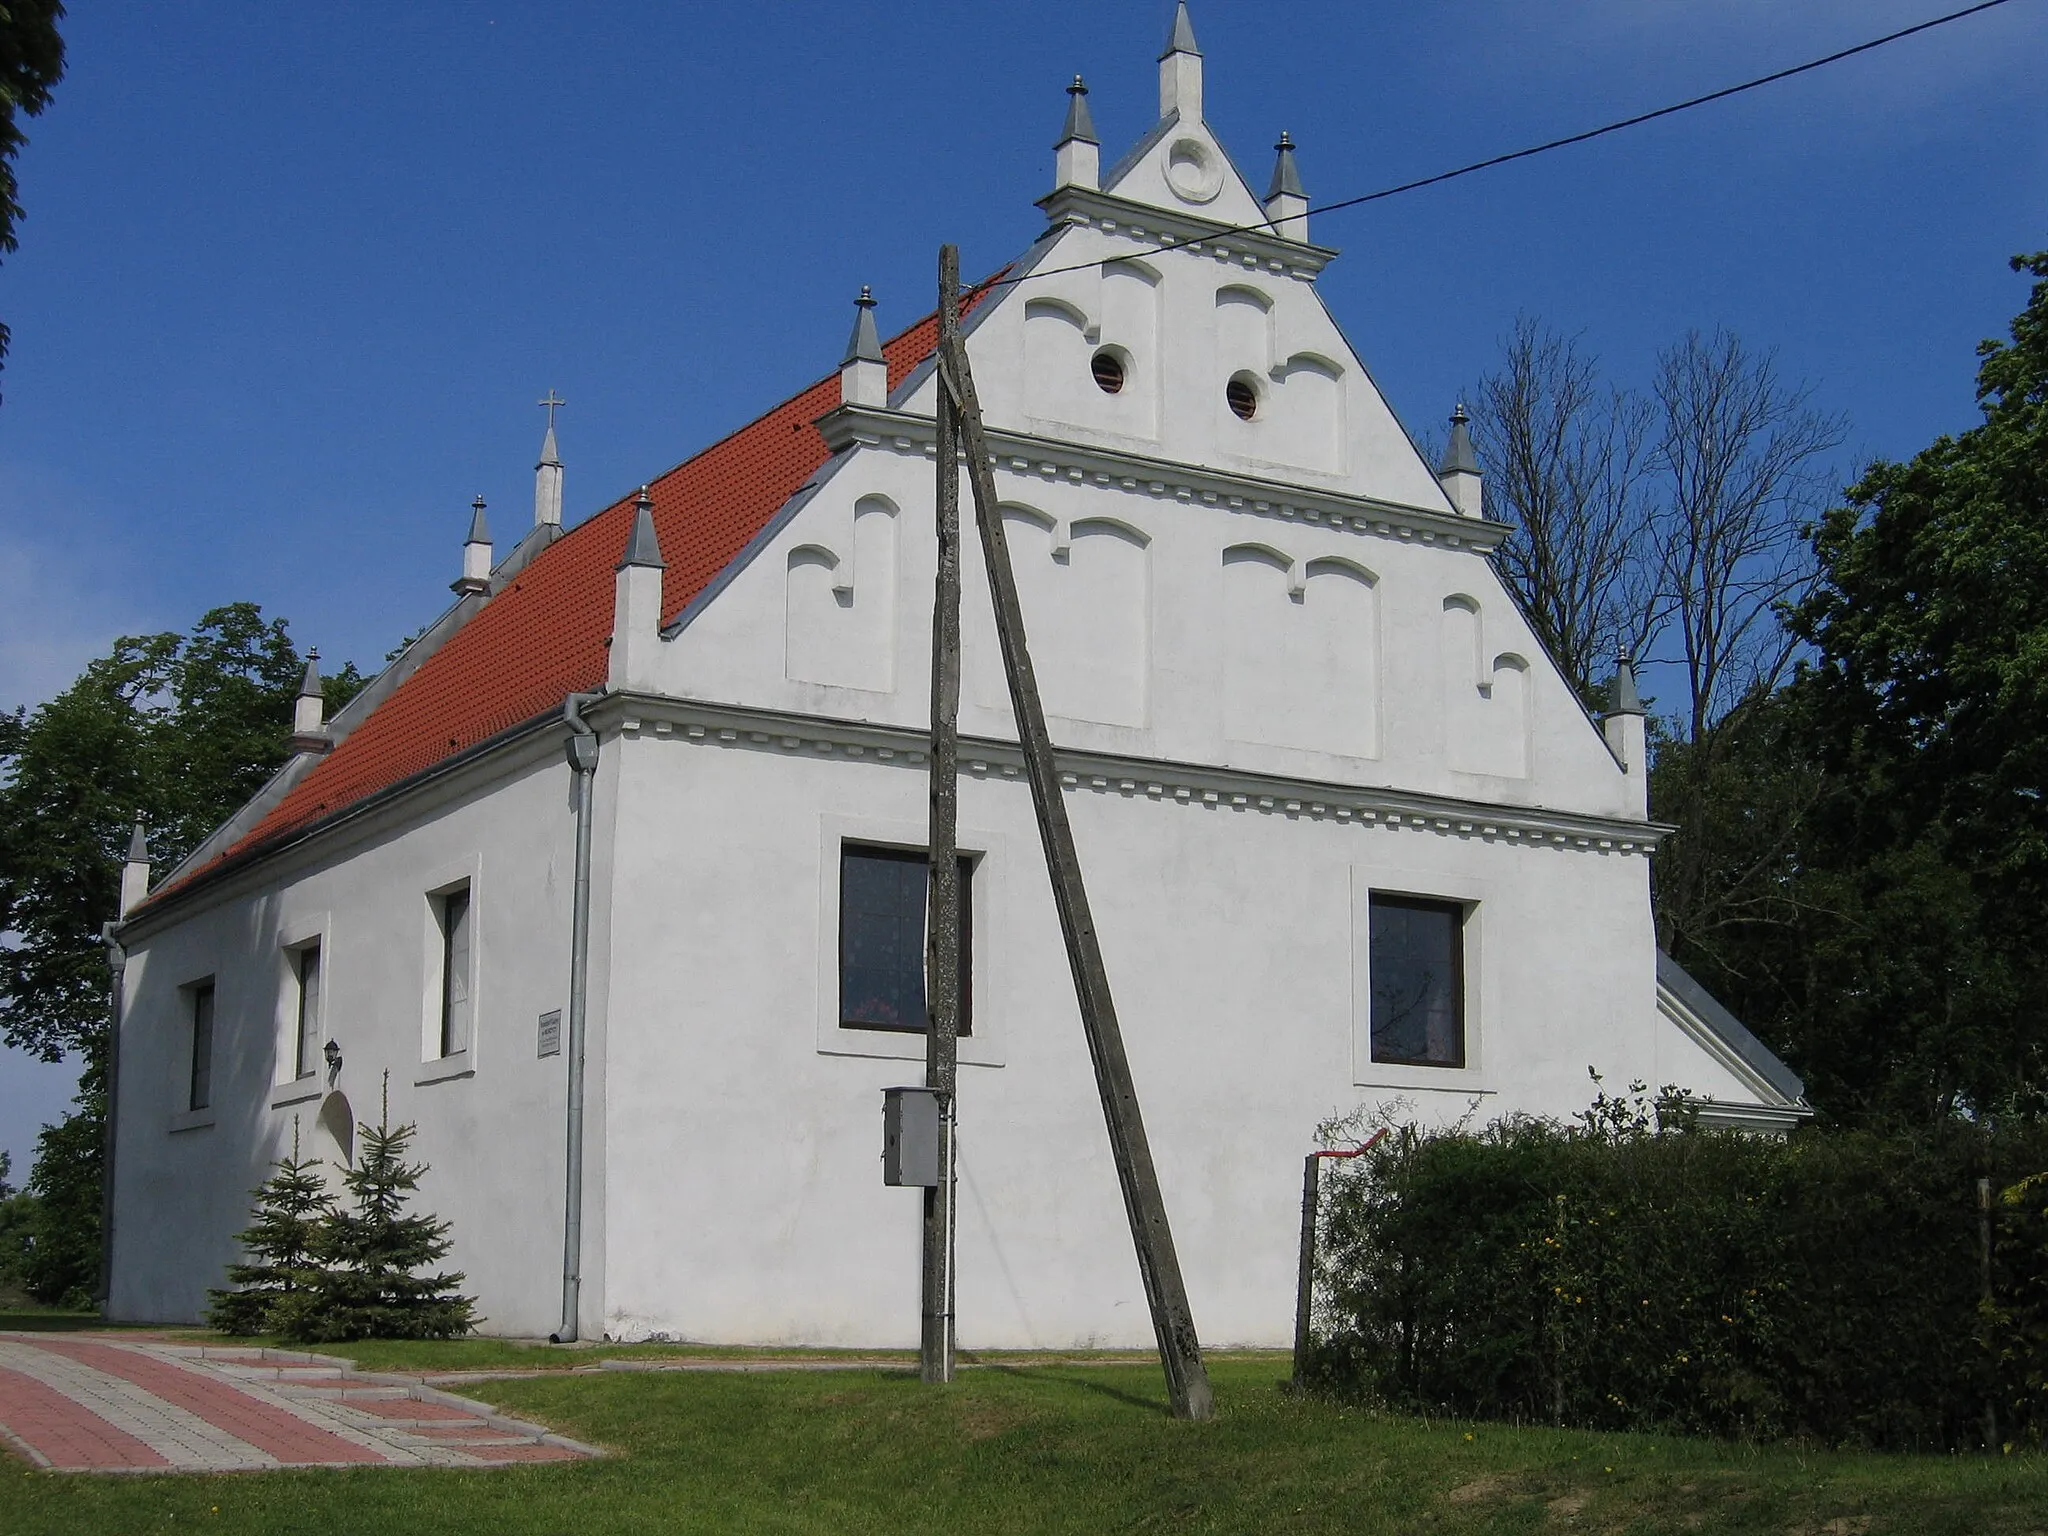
[95,922,126,1315]
[553,690,603,1343]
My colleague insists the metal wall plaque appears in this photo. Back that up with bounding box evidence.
[538,1009,562,1059]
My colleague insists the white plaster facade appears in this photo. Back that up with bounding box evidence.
[107,12,1805,1346]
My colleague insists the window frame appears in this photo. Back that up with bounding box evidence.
[415,855,483,1084]
[1365,893,1466,1070]
[816,814,1007,1068]
[1350,866,1491,1094]
[269,912,330,1106]
[291,940,323,1082]
[837,842,974,1037]
[187,978,217,1112]
[435,883,474,1060]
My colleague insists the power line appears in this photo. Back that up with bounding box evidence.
[989,0,2026,293]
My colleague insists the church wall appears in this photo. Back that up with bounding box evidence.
[667,446,1640,825]
[108,741,595,1335]
[594,722,1654,1350]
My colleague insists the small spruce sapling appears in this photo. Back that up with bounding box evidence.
[295,1074,475,1342]
[206,1120,333,1335]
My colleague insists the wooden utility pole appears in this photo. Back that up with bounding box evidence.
[935,246,1214,1421]
[920,249,966,1386]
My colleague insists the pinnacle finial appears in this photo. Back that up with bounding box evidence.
[1440,401,1479,477]
[1609,652,1645,716]
[842,285,884,366]
[1161,1,1200,58]
[297,648,322,699]
[125,817,149,864]
[466,495,491,545]
[1058,73,1098,147]
[618,486,666,570]
[1266,130,1305,201]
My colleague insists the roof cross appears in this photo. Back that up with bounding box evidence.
[538,390,566,430]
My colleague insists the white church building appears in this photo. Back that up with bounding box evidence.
[107,8,1807,1346]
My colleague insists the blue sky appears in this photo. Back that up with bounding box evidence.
[1,0,2043,1169]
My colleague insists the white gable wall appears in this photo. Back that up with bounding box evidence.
[666,422,1634,818]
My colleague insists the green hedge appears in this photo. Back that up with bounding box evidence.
[1306,1103,2048,1449]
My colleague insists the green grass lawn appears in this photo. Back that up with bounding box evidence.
[3,1355,2043,1534]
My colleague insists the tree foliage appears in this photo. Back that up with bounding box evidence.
[0,603,362,1309]
[1660,254,2048,1125]
[12,1085,104,1306]
[0,603,362,1064]
[0,1150,27,1297]
[0,0,66,379]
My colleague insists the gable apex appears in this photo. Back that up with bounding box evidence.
[1101,116,1270,233]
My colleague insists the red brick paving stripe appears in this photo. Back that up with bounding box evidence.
[460,1442,583,1462]
[0,1364,170,1470]
[345,1397,480,1421]
[23,1340,384,1466]
[410,1425,515,1441]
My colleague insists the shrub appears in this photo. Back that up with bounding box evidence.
[205,1127,332,1335]
[1307,1086,2048,1449]
[290,1097,475,1343]
[209,1084,476,1343]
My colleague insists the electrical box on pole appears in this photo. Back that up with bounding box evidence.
[883,1087,943,1188]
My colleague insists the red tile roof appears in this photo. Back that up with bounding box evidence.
[170,299,982,895]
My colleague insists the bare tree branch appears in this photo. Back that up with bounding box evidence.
[1649,329,1846,741]
[1467,318,1660,704]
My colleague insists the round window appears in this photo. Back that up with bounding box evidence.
[1226,374,1260,420]
[1091,349,1126,395]
[1165,138,1223,204]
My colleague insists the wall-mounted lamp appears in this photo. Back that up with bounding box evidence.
[323,1039,342,1076]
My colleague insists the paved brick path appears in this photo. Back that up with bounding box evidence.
[0,1334,599,1473]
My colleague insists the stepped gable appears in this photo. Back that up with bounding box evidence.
[208,295,985,876]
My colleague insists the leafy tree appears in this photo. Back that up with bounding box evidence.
[206,1125,334,1335]
[0,1150,28,1296]
[0,603,362,1065]
[1663,254,2048,1125]
[0,0,65,381]
[289,1083,473,1342]
[0,603,363,1305]
[14,1087,103,1305]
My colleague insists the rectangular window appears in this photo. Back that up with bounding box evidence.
[839,845,972,1035]
[437,885,473,1059]
[1368,895,1465,1068]
[187,981,215,1112]
[292,942,323,1079]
